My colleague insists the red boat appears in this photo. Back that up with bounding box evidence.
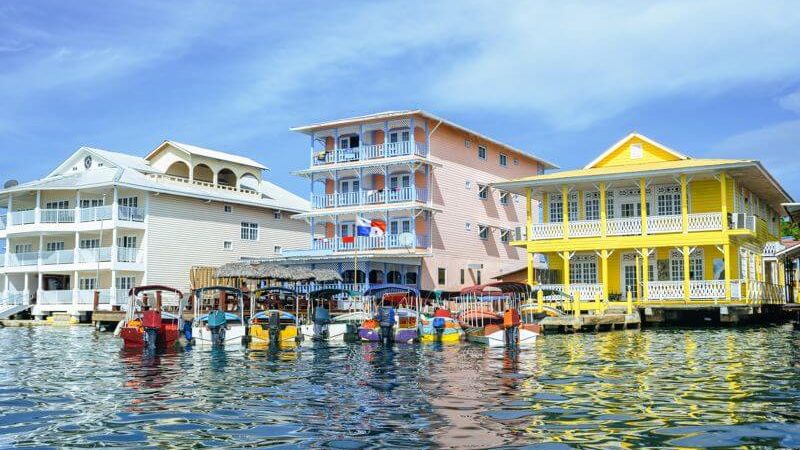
[118,285,185,351]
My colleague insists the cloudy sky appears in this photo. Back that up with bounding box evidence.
[1,0,799,199]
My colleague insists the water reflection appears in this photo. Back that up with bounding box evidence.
[1,327,800,448]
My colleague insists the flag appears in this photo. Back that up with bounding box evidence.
[356,216,372,236]
[369,219,386,237]
[342,235,355,244]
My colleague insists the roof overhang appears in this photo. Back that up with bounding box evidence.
[583,132,689,169]
[494,161,793,212]
[146,141,268,171]
[290,109,559,170]
[784,203,800,224]
[292,203,442,220]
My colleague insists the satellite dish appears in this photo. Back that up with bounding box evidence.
[3,180,18,189]
[398,232,415,248]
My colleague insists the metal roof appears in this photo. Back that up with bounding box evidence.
[147,140,268,171]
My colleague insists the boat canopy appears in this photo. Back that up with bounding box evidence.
[251,310,297,321]
[128,285,184,298]
[308,288,357,299]
[194,285,243,297]
[252,287,297,297]
[363,284,420,298]
[196,312,242,322]
[459,282,530,296]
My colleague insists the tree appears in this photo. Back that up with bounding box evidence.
[781,220,800,239]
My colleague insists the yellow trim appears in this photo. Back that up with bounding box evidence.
[681,174,688,234]
[639,178,648,235]
[683,246,690,302]
[599,182,607,237]
[526,187,532,239]
[642,248,649,302]
[543,192,549,222]
[723,243,731,301]
[601,250,609,302]
[720,171,729,232]
[527,252,533,286]
[561,185,569,240]
[562,251,570,294]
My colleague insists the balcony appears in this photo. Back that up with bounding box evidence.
[312,141,428,166]
[3,246,142,268]
[281,233,430,257]
[3,205,144,230]
[527,212,732,240]
[311,187,428,209]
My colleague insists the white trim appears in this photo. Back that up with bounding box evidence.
[583,132,689,169]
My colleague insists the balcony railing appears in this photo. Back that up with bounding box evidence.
[528,213,733,240]
[312,141,428,166]
[118,206,145,222]
[311,187,428,209]
[0,214,6,230]
[533,283,604,301]
[40,249,75,265]
[117,247,143,263]
[78,247,112,264]
[7,252,39,267]
[4,205,145,227]
[4,247,143,268]
[77,289,111,305]
[309,233,430,252]
[39,290,73,305]
[79,205,112,222]
[9,210,35,226]
[41,209,75,224]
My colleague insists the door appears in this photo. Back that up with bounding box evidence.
[339,180,360,205]
[388,174,411,201]
[390,218,412,236]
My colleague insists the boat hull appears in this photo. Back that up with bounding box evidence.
[191,325,246,348]
[299,323,349,342]
[249,324,298,346]
[120,323,180,350]
[464,326,537,348]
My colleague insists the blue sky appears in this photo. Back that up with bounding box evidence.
[1,0,800,200]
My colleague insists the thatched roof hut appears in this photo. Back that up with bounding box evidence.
[212,262,343,284]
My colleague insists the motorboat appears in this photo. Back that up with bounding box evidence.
[117,285,186,351]
[191,286,246,347]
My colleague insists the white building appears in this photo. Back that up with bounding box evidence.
[0,141,309,319]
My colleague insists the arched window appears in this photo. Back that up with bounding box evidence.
[239,173,259,191]
[342,270,365,284]
[405,272,418,286]
[166,161,190,178]
[217,168,237,187]
[387,271,402,284]
[369,270,384,284]
[193,164,213,183]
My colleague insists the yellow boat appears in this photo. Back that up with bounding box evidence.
[248,310,298,347]
[419,315,464,343]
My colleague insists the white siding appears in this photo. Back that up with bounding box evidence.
[145,193,308,291]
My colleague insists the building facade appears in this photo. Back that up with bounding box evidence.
[0,141,308,318]
[495,133,793,306]
[275,110,556,293]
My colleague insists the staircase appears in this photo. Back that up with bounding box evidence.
[0,292,33,319]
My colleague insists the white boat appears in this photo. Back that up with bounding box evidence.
[191,286,246,348]
[300,310,371,343]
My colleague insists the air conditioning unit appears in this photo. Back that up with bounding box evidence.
[732,213,746,229]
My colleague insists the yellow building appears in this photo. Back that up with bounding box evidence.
[494,133,793,312]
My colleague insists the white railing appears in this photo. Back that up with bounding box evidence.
[79,205,113,222]
[114,289,129,306]
[312,187,429,209]
[0,214,6,230]
[689,280,725,299]
[117,206,145,222]
[294,283,368,294]
[39,290,73,305]
[311,194,335,209]
[530,222,563,239]
[647,281,684,300]
[607,217,642,236]
[78,247,112,264]
[148,173,260,197]
[647,214,681,234]
[40,209,75,224]
[77,289,111,304]
[9,210,35,225]
[568,220,601,237]
[312,141,429,166]
[7,252,39,267]
[40,249,75,265]
[312,234,428,251]
[1,291,29,305]
[117,247,143,263]
[532,283,603,300]
[688,212,722,231]
[336,192,361,206]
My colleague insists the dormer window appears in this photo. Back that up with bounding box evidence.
[630,143,643,159]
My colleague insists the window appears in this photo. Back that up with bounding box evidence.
[241,222,259,240]
[569,259,598,284]
[478,184,488,200]
[460,269,465,284]
[621,203,637,218]
[438,268,446,285]
[80,199,104,208]
[116,276,135,291]
[499,153,508,167]
[45,200,69,209]
[45,242,65,252]
[389,130,410,143]
[584,192,600,221]
[478,225,489,240]
[476,270,482,285]
[670,254,704,281]
[223,241,233,250]
[224,205,232,213]
[500,229,511,243]
[568,194,579,221]
[465,180,472,189]
[117,236,137,248]
[339,135,359,149]
[405,272,418,285]
[549,195,563,222]
[606,192,615,219]
[273,211,282,220]
[478,145,486,160]
[80,239,100,249]
[513,158,519,166]
[630,143,643,159]
[14,244,32,253]
[465,222,471,231]
[499,192,510,205]
[656,191,681,216]
[465,139,472,148]
[117,197,138,208]
[274,245,282,254]
[80,278,97,290]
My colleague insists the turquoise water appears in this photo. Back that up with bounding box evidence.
[2,326,800,449]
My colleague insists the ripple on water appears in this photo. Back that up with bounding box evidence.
[1,326,800,448]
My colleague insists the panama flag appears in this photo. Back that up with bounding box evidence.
[356,216,386,237]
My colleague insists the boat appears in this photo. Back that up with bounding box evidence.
[191,286,246,347]
[247,287,301,347]
[419,309,464,343]
[300,289,370,342]
[458,283,539,348]
[117,285,186,351]
[357,285,424,343]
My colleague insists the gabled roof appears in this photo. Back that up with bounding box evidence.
[290,109,559,170]
[583,132,689,169]
[47,146,156,177]
[146,140,268,171]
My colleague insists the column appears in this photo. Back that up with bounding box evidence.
[527,253,534,286]
[424,118,430,156]
[112,186,119,221]
[23,273,29,297]
[525,187,532,241]
[188,156,194,183]
[384,166,389,206]
[111,269,117,306]
[425,165,431,205]
[384,210,390,250]
[408,118,415,155]
[75,190,81,223]
[720,171,728,232]
[723,243,732,301]
[562,251,571,295]
[38,235,43,266]
[542,192,549,222]
[561,185,569,239]
[599,182,607,237]
[383,120,389,159]
[358,167,364,205]
[310,217,316,246]
[683,246,691,302]
[4,274,9,296]
[37,272,43,302]
[601,250,609,302]
[74,231,80,265]
[333,170,339,208]
[34,190,41,223]
[333,127,339,162]
[358,124,364,156]
[642,248,649,302]
[3,193,10,268]
[73,270,79,305]
[112,226,118,264]
[333,214,340,251]
[639,178,648,235]
[680,174,688,234]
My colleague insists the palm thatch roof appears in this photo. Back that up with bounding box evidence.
[213,262,343,283]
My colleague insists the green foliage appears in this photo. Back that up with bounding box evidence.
[781,220,800,239]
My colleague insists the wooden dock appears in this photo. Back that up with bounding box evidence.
[538,308,641,333]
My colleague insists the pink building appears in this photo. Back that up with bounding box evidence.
[277,110,556,294]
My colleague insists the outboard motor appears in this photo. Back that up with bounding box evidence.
[268,311,281,344]
[141,310,162,351]
[503,308,521,348]
[432,316,446,343]
[313,305,331,340]
[345,323,358,342]
[206,310,227,346]
[183,321,193,341]
[377,306,396,345]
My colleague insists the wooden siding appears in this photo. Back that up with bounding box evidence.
[592,136,681,168]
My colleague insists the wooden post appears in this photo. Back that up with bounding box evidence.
[562,185,569,239]
[720,171,728,232]
[562,251,571,296]
[599,182,607,238]
[639,178,648,236]
[642,248,649,303]
[626,291,633,315]
[594,292,601,315]
[601,250,609,303]
[574,291,581,318]
[683,246,691,302]
[219,290,226,310]
[537,289,544,313]
[155,290,162,311]
[527,253,534,287]
[724,243,732,301]
[92,290,100,311]
[681,174,689,234]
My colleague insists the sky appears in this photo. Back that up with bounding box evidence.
[1,0,800,201]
